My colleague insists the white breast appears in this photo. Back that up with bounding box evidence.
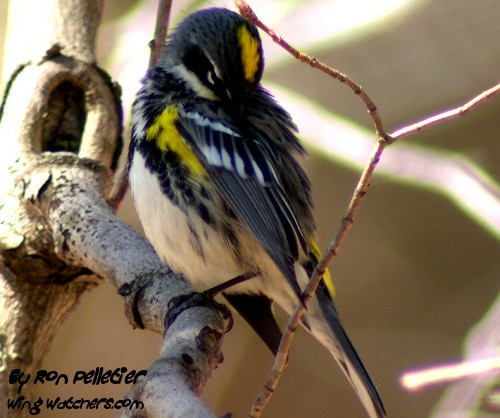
[129,152,245,290]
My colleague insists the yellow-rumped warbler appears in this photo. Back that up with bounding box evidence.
[128,7,384,418]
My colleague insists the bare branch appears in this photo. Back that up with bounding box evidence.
[390,83,500,142]
[401,356,500,391]
[108,0,174,210]
[250,132,389,417]
[149,0,174,68]
[408,293,500,417]
[121,307,223,418]
[236,3,500,416]
[1,0,103,82]
[273,85,500,239]
[235,0,387,139]
[0,1,227,417]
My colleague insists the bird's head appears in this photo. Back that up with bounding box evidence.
[161,8,264,104]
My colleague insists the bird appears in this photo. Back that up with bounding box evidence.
[128,7,385,418]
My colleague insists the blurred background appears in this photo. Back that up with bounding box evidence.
[1,0,499,417]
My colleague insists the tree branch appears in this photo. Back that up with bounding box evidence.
[149,0,173,68]
[390,83,500,142]
[108,0,174,210]
[271,85,499,238]
[0,1,227,417]
[402,293,500,417]
[236,0,386,139]
[235,2,500,416]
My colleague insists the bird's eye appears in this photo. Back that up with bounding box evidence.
[183,46,217,87]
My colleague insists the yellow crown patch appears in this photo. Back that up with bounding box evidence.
[237,25,260,83]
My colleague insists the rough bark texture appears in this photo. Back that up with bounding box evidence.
[0,2,114,414]
[0,1,226,417]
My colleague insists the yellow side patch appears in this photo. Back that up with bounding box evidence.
[146,105,206,177]
[237,25,260,82]
[310,240,335,298]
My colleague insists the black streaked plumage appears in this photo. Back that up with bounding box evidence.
[128,8,385,418]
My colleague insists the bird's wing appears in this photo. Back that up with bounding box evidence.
[176,108,306,298]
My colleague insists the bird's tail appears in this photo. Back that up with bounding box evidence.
[315,279,386,418]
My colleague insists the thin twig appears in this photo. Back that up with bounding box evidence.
[249,133,389,417]
[235,0,387,139]
[401,356,500,391]
[149,0,173,68]
[251,82,500,416]
[237,2,500,417]
[108,0,173,210]
[389,83,500,142]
